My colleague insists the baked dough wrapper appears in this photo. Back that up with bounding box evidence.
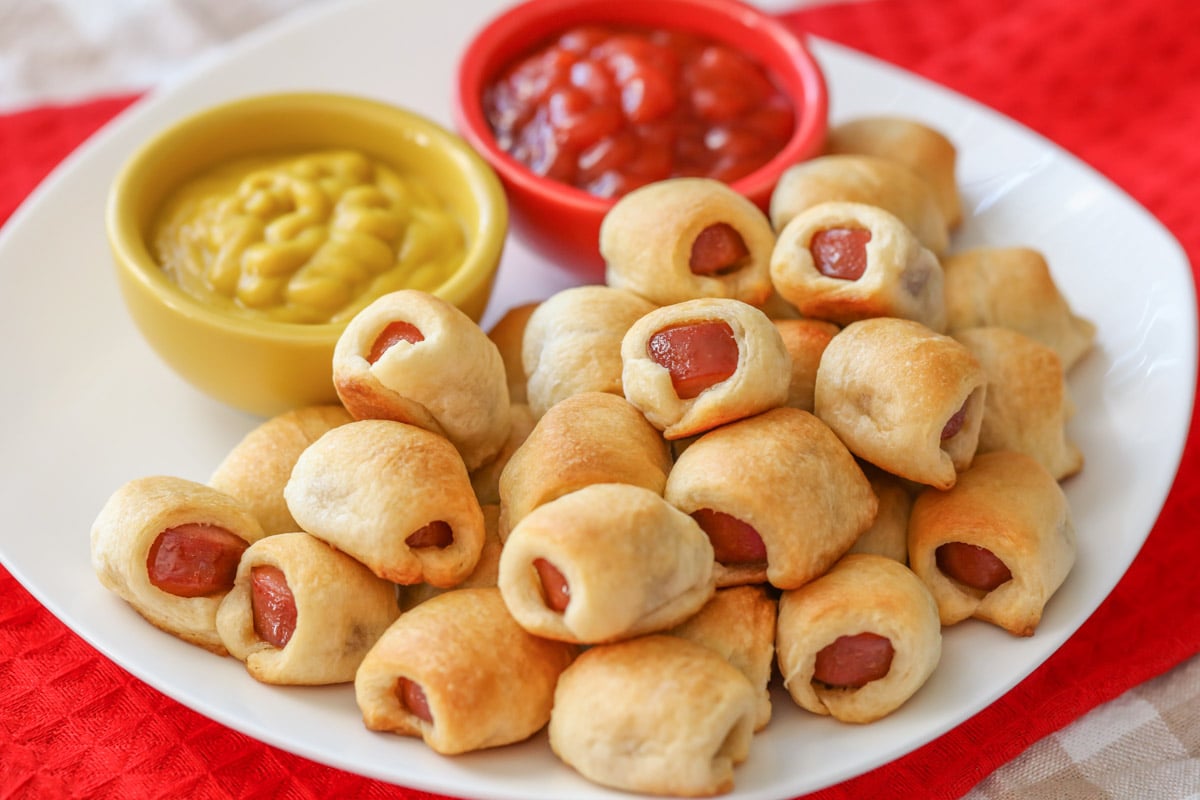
[354,587,576,755]
[665,407,878,589]
[774,318,840,412]
[497,391,672,539]
[908,450,1077,636]
[846,464,914,564]
[521,285,657,419]
[285,419,485,587]
[954,326,1083,480]
[769,201,946,333]
[486,300,539,405]
[498,483,715,644]
[332,289,510,471]
[469,402,536,508]
[777,553,942,724]
[600,177,775,308]
[396,505,504,611]
[621,298,791,440]
[208,404,353,536]
[215,531,399,684]
[814,317,986,490]
[769,154,949,255]
[549,634,757,797]
[90,475,265,655]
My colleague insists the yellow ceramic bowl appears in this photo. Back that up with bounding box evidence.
[107,92,508,417]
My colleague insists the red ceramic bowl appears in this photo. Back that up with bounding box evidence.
[454,0,828,279]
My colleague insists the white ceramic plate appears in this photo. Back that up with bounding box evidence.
[0,1,1194,798]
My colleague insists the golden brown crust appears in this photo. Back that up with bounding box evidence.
[90,475,264,655]
[665,407,877,589]
[769,154,949,255]
[284,419,485,587]
[827,116,962,229]
[548,635,756,797]
[942,247,1096,371]
[396,505,504,611]
[847,465,913,564]
[773,318,840,413]
[354,587,577,754]
[621,298,791,439]
[497,392,672,539]
[908,450,1077,636]
[769,201,946,332]
[498,483,715,644]
[601,177,776,308]
[208,404,353,536]
[954,327,1083,480]
[470,402,536,508]
[487,301,539,404]
[814,318,986,489]
[215,531,399,685]
[776,553,942,723]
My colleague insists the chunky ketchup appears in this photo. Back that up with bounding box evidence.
[483,24,795,198]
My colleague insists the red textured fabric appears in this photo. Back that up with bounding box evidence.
[2,0,1198,798]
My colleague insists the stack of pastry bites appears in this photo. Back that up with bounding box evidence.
[90,115,1093,797]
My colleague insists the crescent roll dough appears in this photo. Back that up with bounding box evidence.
[769,154,949,255]
[469,402,536,508]
[954,326,1083,480]
[814,317,986,489]
[487,300,539,404]
[397,505,504,611]
[621,298,791,440]
[208,404,352,536]
[942,246,1096,371]
[665,407,877,589]
[332,289,510,471]
[668,585,778,731]
[549,635,757,797]
[847,465,914,564]
[776,553,942,723]
[827,116,962,229]
[90,475,265,655]
[215,531,399,684]
[497,391,672,539]
[284,419,485,587]
[354,587,577,754]
[498,483,715,644]
[769,201,946,332]
[522,285,657,419]
[600,177,776,307]
[908,450,1077,636]
[774,318,840,412]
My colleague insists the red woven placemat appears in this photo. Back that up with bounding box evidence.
[3,0,1198,798]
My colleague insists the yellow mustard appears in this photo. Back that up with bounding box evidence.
[153,149,466,324]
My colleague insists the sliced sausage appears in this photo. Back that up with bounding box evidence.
[936,542,1012,592]
[534,557,571,612]
[405,520,453,549]
[810,227,871,280]
[689,222,749,276]
[146,523,248,598]
[647,320,738,399]
[813,632,894,689]
[690,508,767,565]
[367,320,424,364]
[396,677,433,723]
[251,565,298,648]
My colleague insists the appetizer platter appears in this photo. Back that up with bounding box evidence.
[0,0,1194,798]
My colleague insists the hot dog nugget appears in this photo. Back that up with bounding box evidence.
[332,289,510,471]
[549,634,756,797]
[776,553,942,723]
[522,285,657,419]
[498,483,715,645]
[770,201,946,332]
[665,407,877,589]
[216,531,399,685]
[285,419,485,587]
[90,475,265,655]
[600,177,776,308]
[908,450,1077,637]
[355,587,576,755]
[814,317,986,489]
[621,298,791,440]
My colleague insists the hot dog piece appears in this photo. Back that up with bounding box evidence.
[146,523,248,598]
[91,476,265,655]
[647,321,739,399]
[367,320,424,364]
[397,677,433,723]
[534,558,571,612]
[936,541,1012,592]
[250,565,297,648]
[405,520,453,549]
[941,401,968,440]
[777,554,942,723]
[813,632,895,689]
[690,222,749,276]
[811,227,870,280]
[691,508,767,565]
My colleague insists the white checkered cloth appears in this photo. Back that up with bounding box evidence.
[1,0,1197,797]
